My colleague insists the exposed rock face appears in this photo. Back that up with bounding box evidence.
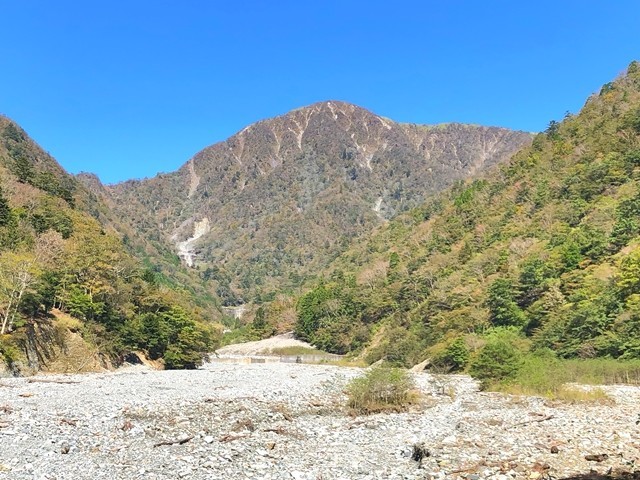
[174,217,211,267]
[105,101,532,297]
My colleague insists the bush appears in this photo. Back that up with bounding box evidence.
[432,337,470,372]
[469,330,525,386]
[0,335,23,367]
[346,366,418,414]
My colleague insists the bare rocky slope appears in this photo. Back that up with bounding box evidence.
[98,101,532,302]
[0,361,638,480]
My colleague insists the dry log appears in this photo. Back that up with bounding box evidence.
[511,415,554,427]
[27,378,81,385]
[153,435,194,447]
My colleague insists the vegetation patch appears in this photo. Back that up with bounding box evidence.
[469,336,639,401]
[346,366,419,414]
[285,63,640,384]
[268,346,319,356]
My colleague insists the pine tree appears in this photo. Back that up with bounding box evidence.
[0,187,10,227]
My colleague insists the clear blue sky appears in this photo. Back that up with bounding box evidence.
[1,1,639,184]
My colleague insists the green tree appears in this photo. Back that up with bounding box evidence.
[517,258,552,307]
[469,331,524,384]
[434,337,469,372]
[486,278,527,328]
[12,155,34,184]
[0,187,10,227]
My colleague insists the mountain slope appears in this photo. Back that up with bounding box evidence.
[0,117,219,373]
[290,61,640,365]
[105,101,532,303]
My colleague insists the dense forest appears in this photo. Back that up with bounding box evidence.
[281,61,640,380]
[0,117,219,372]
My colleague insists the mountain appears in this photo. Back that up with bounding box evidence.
[103,101,532,304]
[0,117,219,374]
[289,61,640,368]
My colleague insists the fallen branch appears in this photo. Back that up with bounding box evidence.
[26,378,81,385]
[511,415,554,427]
[153,435,193,447]
[263,427,287,435]
[585,453,609,462]
[218,433,246,443]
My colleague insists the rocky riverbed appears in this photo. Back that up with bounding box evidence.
[0,361,639,480]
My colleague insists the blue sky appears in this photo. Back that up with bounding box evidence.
[1,1,639,184]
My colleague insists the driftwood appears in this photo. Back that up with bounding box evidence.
[27,378,81,385]
[218,433,246,443]
[263,427,287,435]
[511,414,554,427]
[153,435,194,447]
[584,454,609,462]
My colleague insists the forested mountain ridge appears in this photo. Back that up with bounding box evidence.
[76,170,221,315]
[0,116,219,373]
[291,61,640,368]
[104,101,532,304]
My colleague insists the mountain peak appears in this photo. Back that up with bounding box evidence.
[108,100,532,297]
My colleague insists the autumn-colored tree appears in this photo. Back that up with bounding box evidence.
[0,250,40,334]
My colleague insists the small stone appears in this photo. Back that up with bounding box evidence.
[442,435,457,446]
[178,467,193,477]
[266,441,276,450]
[550,445,559,454]
[60,442,70,454]
[204,436,215,444]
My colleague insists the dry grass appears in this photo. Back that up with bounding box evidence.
[554,386,613,404]
[486,355,640,403]
[346,367,420,415]
[51,309,83,332]
[268,346,320,356]
[317,357,367,368]
[500,383,613,404]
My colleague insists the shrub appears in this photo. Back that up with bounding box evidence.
[0,335,23,367]
[346,366,418,414]
[432,337,469,372]
[469,330,524,386]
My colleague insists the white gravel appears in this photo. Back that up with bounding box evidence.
[216,332,317,356]
[0,361,639,479]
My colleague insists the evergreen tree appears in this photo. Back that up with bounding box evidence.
[0,187,10,227]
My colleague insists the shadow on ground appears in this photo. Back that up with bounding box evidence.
[559,473,640,480]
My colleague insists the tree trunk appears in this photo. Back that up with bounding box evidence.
[1,293,15,335]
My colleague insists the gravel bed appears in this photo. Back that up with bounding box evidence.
[0,362,639,479]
